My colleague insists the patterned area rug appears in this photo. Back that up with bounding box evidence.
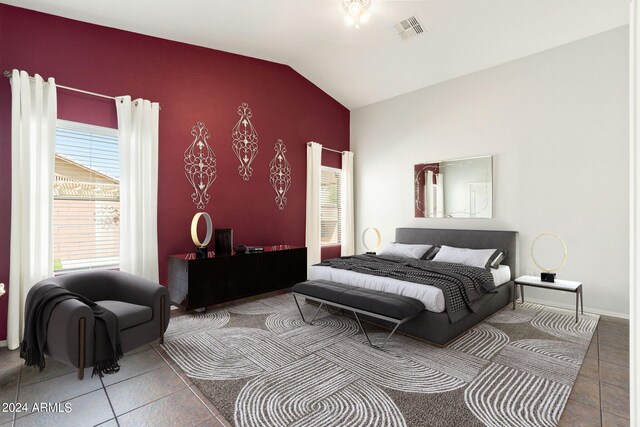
[161,294,598,427]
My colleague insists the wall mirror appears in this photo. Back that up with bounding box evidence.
[414,155,493,218]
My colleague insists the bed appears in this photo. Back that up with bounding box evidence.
[308,228,519,345]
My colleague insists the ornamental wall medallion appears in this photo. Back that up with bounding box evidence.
[232,102,259,181]
[184,122,217,210]
[269,139,292,210]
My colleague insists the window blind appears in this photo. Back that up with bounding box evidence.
[320,167,342,246]
[53,120,120,272]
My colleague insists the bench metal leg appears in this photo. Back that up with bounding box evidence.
[293,294,324,325]
[292,293,405,350]
[354,312,402,349]
[353,312,373,347]
[381,322,402,348]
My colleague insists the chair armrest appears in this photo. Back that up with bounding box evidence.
[44,299,95,368]
[108,272,165,305]
[108,272,170,331]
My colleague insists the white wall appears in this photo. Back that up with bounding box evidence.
[351,26,630,317]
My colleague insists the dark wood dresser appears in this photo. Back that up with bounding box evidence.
[168,246,307,310]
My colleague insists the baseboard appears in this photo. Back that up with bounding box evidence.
[524,297,629,320]
[0,340,6,348]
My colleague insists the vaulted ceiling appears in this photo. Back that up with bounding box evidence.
[1,0,629,109]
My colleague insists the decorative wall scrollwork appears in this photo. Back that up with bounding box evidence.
[414,168,425,215]
[232,102,259,181]
[184,122,217,209]
[269,139,292,210]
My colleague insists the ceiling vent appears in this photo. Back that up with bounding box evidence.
[394,16,424,41]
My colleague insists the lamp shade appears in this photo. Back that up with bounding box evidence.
[362,227,382,252]
[191,212,213,248]
[531,232,568,273]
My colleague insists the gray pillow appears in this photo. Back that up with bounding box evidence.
[378,243,434,259]
[421,246,440,260]
[432,245,500,269]
[489,250,506,269]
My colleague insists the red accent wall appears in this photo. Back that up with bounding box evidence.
[0,5,349,341]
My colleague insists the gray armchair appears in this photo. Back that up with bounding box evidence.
[26,270,170,379]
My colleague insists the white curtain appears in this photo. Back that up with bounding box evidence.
[116,96,160,282]
[340,151,355,256]
[426,170,435,217]
[435,173,444,218]
[8,70,57,350]
[305,142,322,274]
[426,171,445,218]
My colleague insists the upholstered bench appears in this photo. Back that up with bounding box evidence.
[291,280,425,348]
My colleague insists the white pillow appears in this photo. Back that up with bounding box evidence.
[377,243,434,259]
[432,245,499,269]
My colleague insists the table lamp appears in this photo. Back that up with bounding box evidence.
[362,227,381,254]
[531,232,567,283]
[191,212,213,259]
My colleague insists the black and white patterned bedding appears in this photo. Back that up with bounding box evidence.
[316,255,496,323]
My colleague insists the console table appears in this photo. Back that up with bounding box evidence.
[168,246,307,310]
[513,275,583,322]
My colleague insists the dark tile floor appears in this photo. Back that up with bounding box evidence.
[0,310,629,426]
[0,342,230,427]
[558,315,630,427]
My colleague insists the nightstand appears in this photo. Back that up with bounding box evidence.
[513,275,583,322]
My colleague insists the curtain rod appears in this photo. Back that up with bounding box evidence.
[4,70,115,100]
[307,142,343,154]
[323,147,343,154]
[3,70,161,109]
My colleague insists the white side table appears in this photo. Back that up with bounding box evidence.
[513,275,583,322]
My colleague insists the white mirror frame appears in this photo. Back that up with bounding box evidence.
[414,155,493,219]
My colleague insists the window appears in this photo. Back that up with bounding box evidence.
[320,167,342,246]
[53,120,120,272]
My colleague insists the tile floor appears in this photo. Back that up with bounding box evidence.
[558,315,630,427]
[0,311,630,427]
[0,342,230,427]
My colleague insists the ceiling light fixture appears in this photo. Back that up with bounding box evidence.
[343,0,371,29]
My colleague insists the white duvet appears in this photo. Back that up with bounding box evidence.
[308,264,511,313]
